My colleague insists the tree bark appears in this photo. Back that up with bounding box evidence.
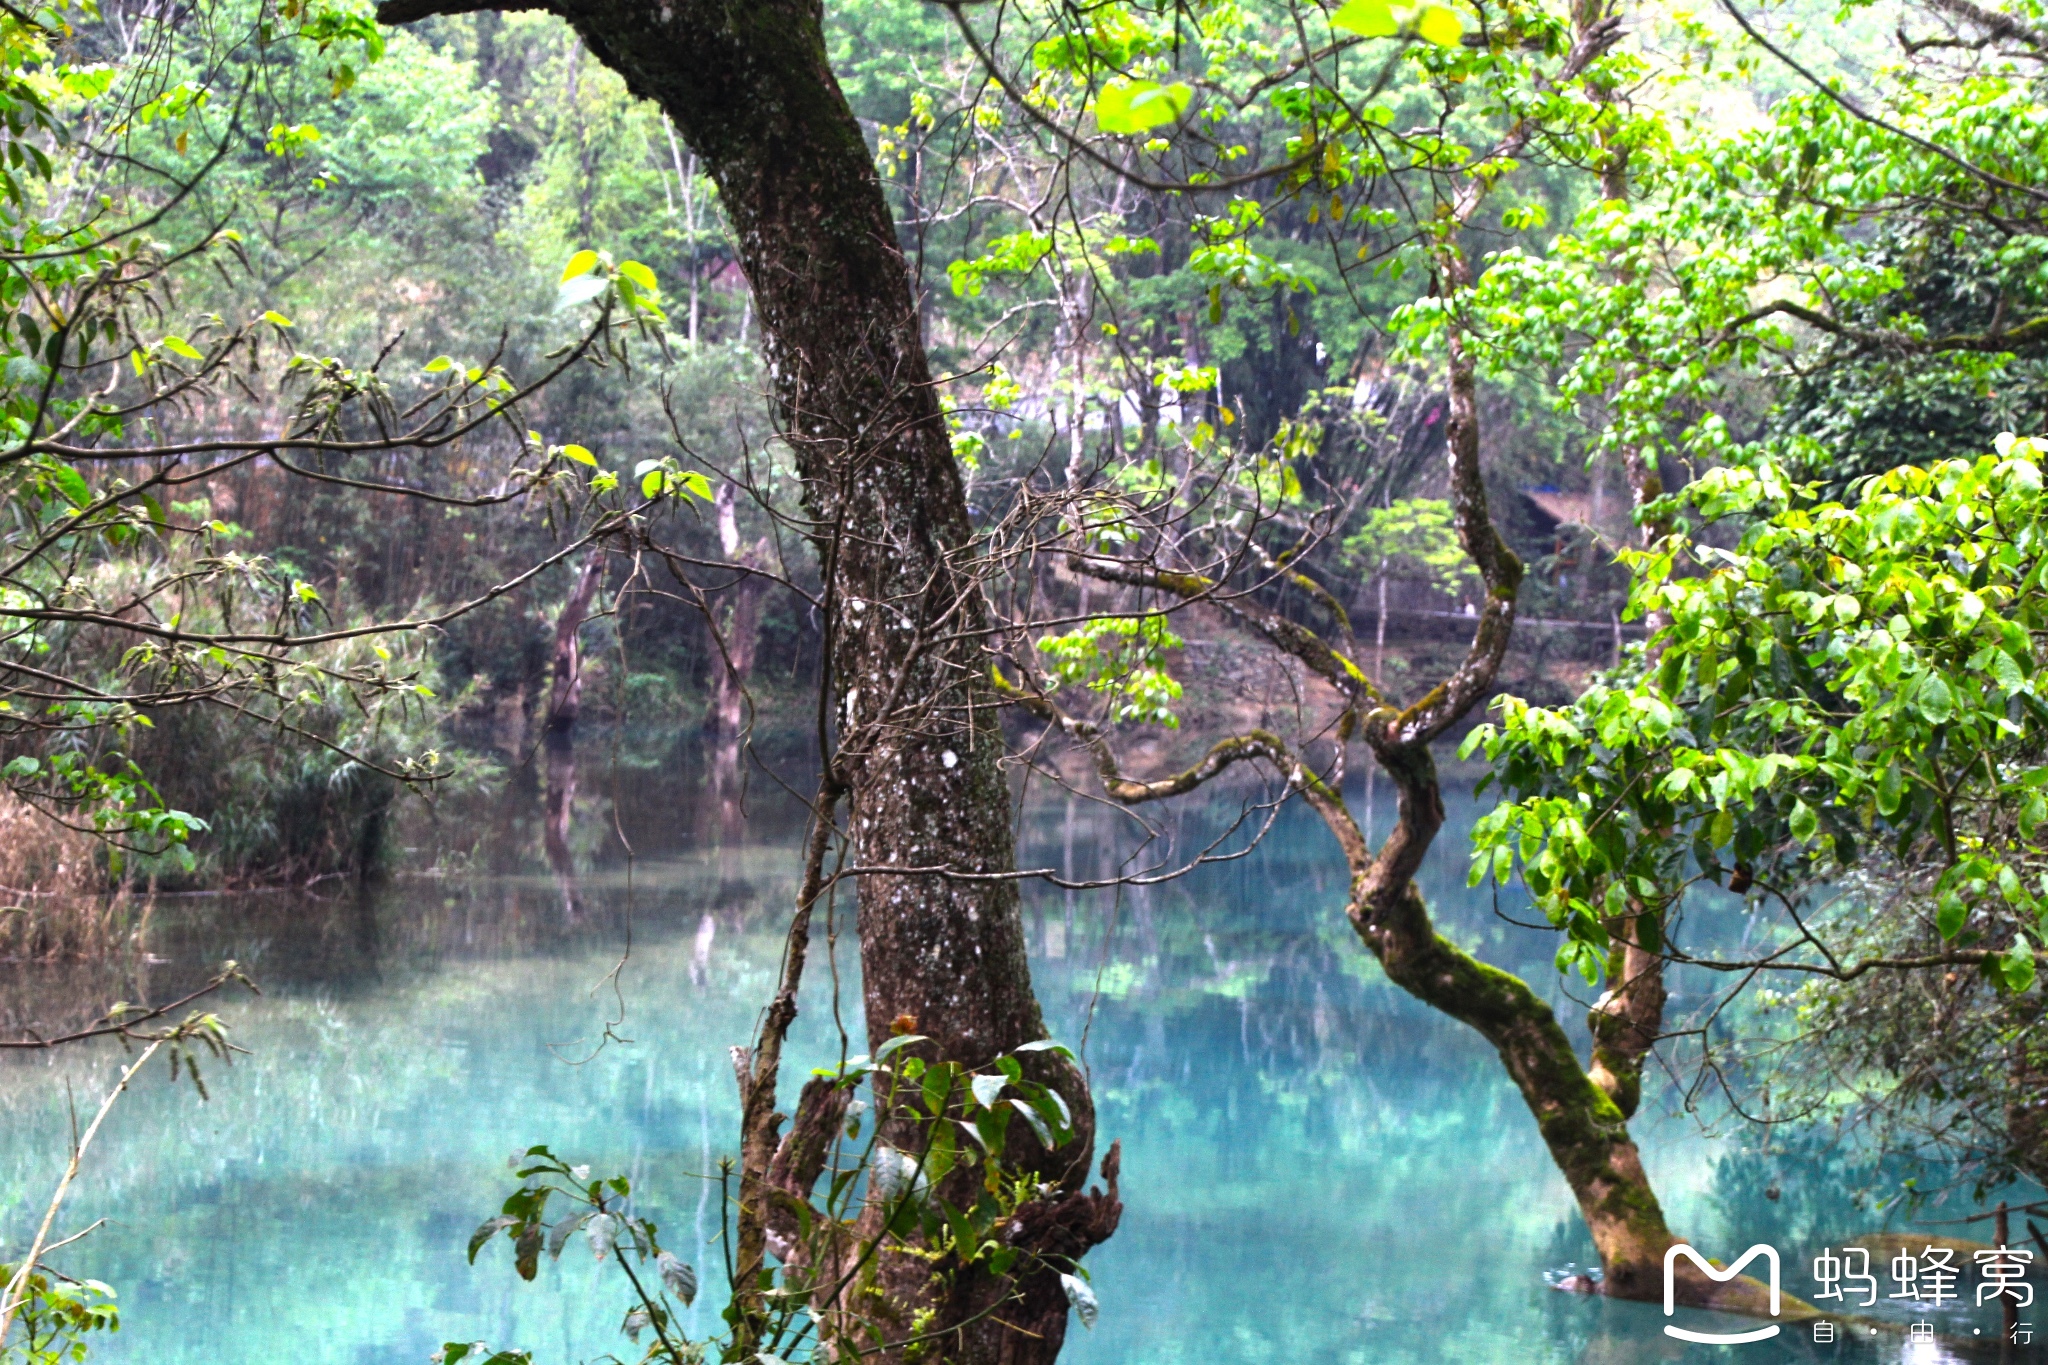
[1578,13,1675,1122]
[706,479,765,828]
[374,0,1113,1356]
[542,551,604,921]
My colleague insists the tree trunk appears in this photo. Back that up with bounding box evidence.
[373,0,1114,1356]
[1580,33,1676,1126]
[707,479,764,827]
[543,551,604,922]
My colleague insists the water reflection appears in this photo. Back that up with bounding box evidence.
[0,761,2033,1365]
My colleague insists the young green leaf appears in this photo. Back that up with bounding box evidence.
[46,462,90,508]
[1415,4,1464,44]
[1095,79,1193,134]
[1330,0,1397,35]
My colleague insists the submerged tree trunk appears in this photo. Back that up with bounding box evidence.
[542,551,604,922]
[375,0,1114,1356]
[1030,5,1794,1321]
[1055,343,1787,1315]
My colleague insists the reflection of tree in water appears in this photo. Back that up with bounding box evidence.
[1706,1128,1891,1262]
[0,788,814,1052]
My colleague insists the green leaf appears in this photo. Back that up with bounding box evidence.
[1330,0,1397,34]
[1415,3,1464,44]
[423,355,455,373]
[1095,79,1192,134]
[678,470,712,500]
[48,462,89,508]
[969,1073,1005,1110]
[261,310,294,328]
[1992,648,2027,694]
[616,260,657,293]
[560,249,600,282]
[1876,759,1906,817]
[640,470,665,499]
[2002,936,2037,993]
[1916,673,1954,724]
[562,444,596,466]
[556,273,609,310]
[874,1033,928,1061]
[1009,1096,1055,1147]
[1012,1038,1076,1060]
[467,1215,516,1264]
[1937,893,1967,942]
[921,1061,951,1116]
[1788,798,1817,842]
[161,335,203,361]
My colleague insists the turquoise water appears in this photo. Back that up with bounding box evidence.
[0,769,2036,1365]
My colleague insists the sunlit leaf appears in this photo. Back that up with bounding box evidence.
[1330,0,1397,36]
[1095,79,1192,134]
[48,462,89,508]
[555,273,609,310]
[1415,4,1464,45]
